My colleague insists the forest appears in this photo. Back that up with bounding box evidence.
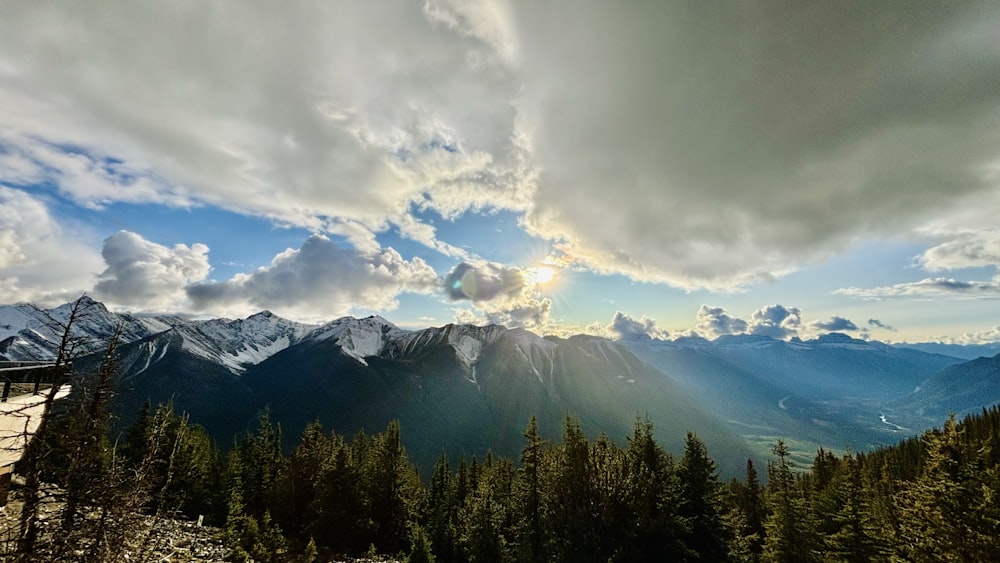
[8,375,1000,561]
[2,314,1000,562]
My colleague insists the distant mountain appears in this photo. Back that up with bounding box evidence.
[9,299,742,474]
[0,296,155,360]
[622,333,964,462]
[895,353,1000,419]
[8,298,999,476]
[107,314,752,475]
[893,342,1000,361]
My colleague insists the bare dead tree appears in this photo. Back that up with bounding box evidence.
[13,294,91,561]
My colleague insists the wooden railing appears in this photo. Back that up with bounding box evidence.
[0,362,71,402]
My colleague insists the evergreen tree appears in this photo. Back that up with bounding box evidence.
[362,420,422,554]
[544,417,597,563]
[737,458,766,560]
[408,523,437,563]
[513,417,546,563]
[425,453,461,563]
[236,408,285,520]
[825,453,882,562]
[896,415,1000,560]
[460,457,514,563]
[621,418,686,561]
[677,432,728,561]
[270,420,333,540]
[312,433,368,553]
[763,440,817,562]
[589,433,630,562]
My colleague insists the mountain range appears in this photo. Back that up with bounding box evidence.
[2,297,998,475]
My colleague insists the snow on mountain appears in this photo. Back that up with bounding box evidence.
[0,296,155,361]
[392,323,509,367]
[166,311,317,373]
[303,315,410,366]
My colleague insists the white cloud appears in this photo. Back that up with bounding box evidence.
[916,230,1000,271]
[839,229,1000,300]
[92,231,211,310]
[3,1,1000,299]
[0,0,532,256]
[478,297,551,330]
[0,187,103,305]
[948,326,1000,345]
[186,235,439,321]
[695,305,749,338]
[836,277,1000,299]
[608,311,668,341]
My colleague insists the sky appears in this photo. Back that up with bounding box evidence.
[1,1,999,344]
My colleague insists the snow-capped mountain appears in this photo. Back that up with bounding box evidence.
[0,297,317,374]
[0,296,155,360]
[166,310,316,373]
[7,297,1000,477]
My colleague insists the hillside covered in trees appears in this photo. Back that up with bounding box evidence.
[7,373,1000,561]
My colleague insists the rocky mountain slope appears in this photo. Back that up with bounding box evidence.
[6,298,998,475]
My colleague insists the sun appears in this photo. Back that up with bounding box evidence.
[529,266,555,285]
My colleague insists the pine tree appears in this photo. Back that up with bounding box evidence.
[545,417,596,563]
[312,433,367,553]
[459,458,513,563]
[677,432,728,561]
[408,523,437,563]
[271,420,333,540]
[513,417,546,563]
[622,418,686,561]
[426,454,458,562]
[896,415,1000,560]
[763,440,817,562]
[825,452,882,562]
[363,420,422,554]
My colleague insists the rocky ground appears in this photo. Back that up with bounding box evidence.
[0,485,402,562]
[0,489,227,562]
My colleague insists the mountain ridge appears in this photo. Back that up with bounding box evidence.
[5,298,1000,476]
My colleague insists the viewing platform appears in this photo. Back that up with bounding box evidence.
[0,362,72,505]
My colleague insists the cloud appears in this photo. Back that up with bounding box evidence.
[444,262,524,301]
[839,230,1000,300]
[810,316,859,332]
[443,260,554,329]
[0,187,103,304]
[948,326,1000,345]
[916,230,1000,271]
[0,0,533,257]
[518,2,1000,289]
[695,305,748,338]
[451,296,552,330]
[836,277,1000,299]
[186,235,439,320]
[748,305,802,339]
[93,231,211,310]
[608,311,668,341]
[868,318,897,332]
[4,1,1000,297]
